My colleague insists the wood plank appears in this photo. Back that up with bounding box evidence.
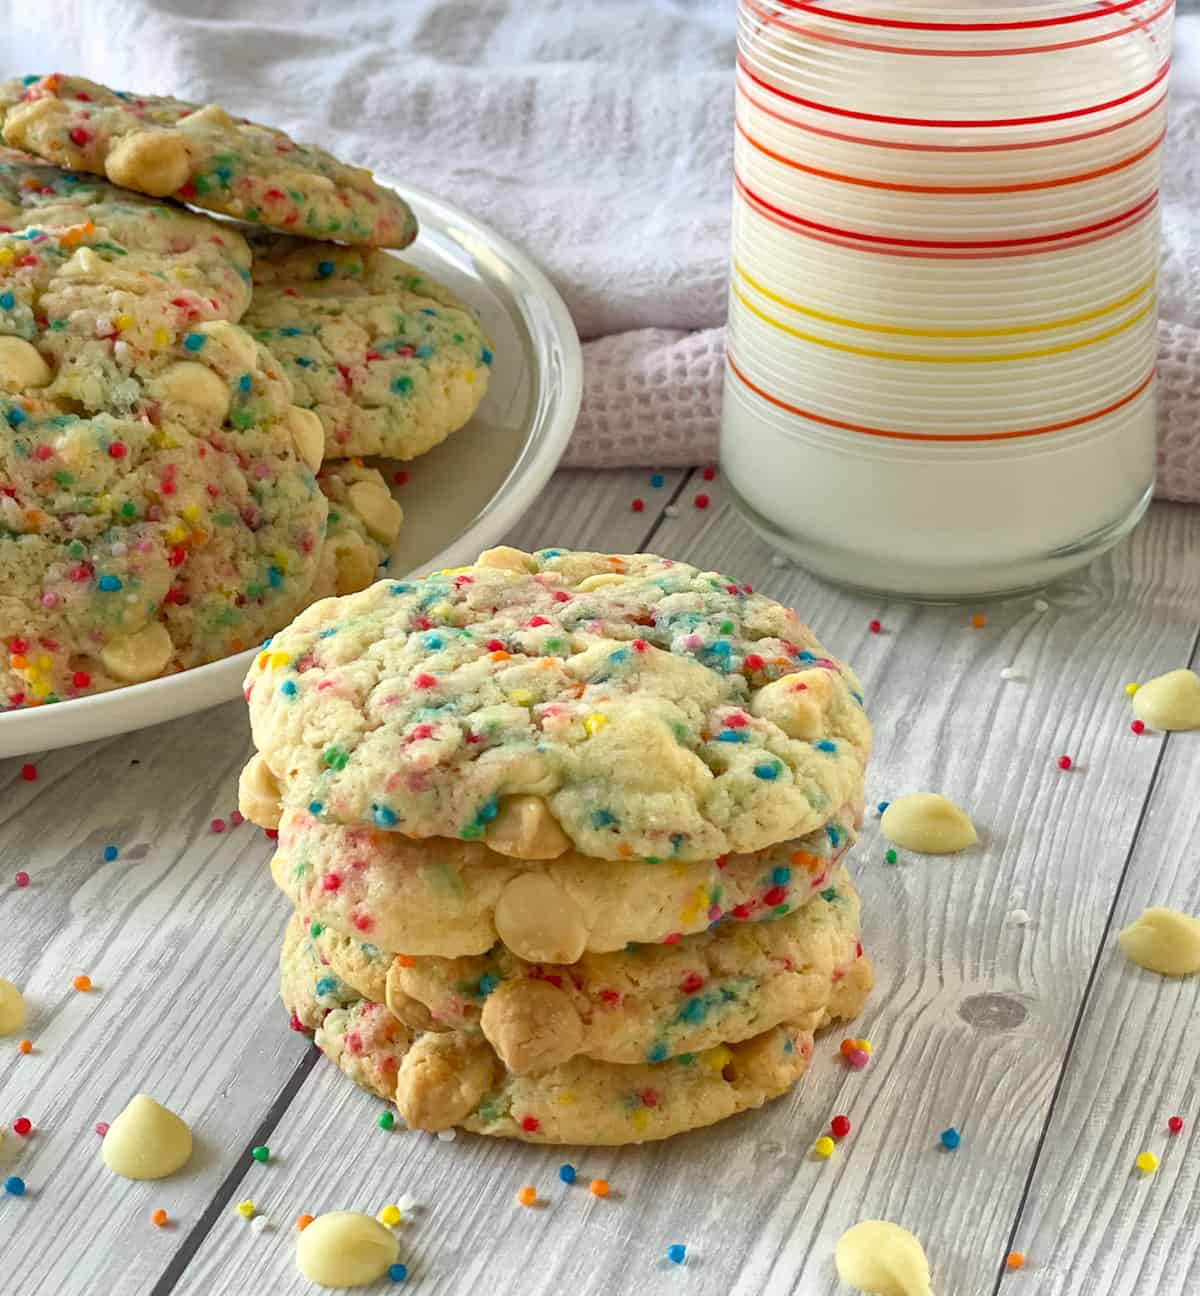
[0,469,680,1296]
[173,499,1200,1296]
[1002,635,1200,1295]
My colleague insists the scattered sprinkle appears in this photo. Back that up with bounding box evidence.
[631,498,645,513]
[884,848,898,865]
[702,467,716,481]
[378,1204,402,1227]
[14,871,29,888]
[650,473,665,488]
[1033,599,1049,613]
[95,1122,109,1136]
[769,553,787,568]
[1006,1252,1026,1271]
[230,811,244,827]
[664,504,680,517]
[250,1215,270,1234]
[210,818,226,834]
[1007,909,1031,927]
[517,1185,537,1207]
[4,1176,26,1196]
[1131,720,1145,735]
[1057,755,1073,771]
[235,1200,256,1218]
[1126,682,1141,696]
[377,1111,396,1131]
[297,1214,314,1230]
[103,845,118,862]
[151,1208,168,1228]
[12,1117,31,1136]
[1136,1151,1158,1174]
[1169,1116,1184,1135]
[251,1145,270,1163]
[694,493,710,510]
[589,1178,610,1198]
[971,614,986,629]
[847,1048,869,1070]
[814,1136,835,1160]
[19,764,36,782]
[868,619,882,634]
[667,1244,688,1265]
[389,1264,408,1282]
[999,667,1020,681]
[876,801,889,814]
[558,1163,577,1184]
[940,1127,961,1150]
[72,975,92,992]
[397,1194,419,1215]
[831,1115,851,1139]
[436,1128,456,1142]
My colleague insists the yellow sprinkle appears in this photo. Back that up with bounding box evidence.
[377,1204,402,1227]
[268,652,291,670]
[584,713,608,737]
[555,1091,577,1106]
[152,328,170,348]
[463,369,476,384]
[438,566,472,576]
[1136,1152,1158,1174]
[509,690,534,708]
[703,1045,732,1072]
[0,248,14,265]
[679,885,708,926]
[814,1136,835,1160]
[181,503,200,523]
[1126,682,1140,696]
[235,1200,256,1218]
[272,549,290,572]
[629,1108,650,1130]
[114,313,134,332]
[856,1039,872,1055]
[165,526,188,545]
[428,602,454,621]
[36,655,51,671]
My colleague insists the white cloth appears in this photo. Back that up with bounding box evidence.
[4,3,1200,497]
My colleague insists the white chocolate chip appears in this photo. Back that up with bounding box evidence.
[99,622,174,684]
[151,361,229,419]
[346,480,403,546]
[295,1212,400,1289]
[179,103,236,130]
[194,319,260,371]
[480,979,584,1074]
[475,546,534,573]
[1131,669,1200,732]
[325,534,378,596]
[575,573,628,592]
[105,129,192,196]
[1118,907,1200,976]
[494,873,587,963]
[101,1094,192,1180]
[395,1034,495,1133]
[485,795,570,860]
[0,337,51,391]
[836,1220,933,1296]
[751,670,832,741]
[61,246,103,278]
[881,793,978,855]
[287,406,324,472]
[0,978,26,1035]
[238,754,282,829]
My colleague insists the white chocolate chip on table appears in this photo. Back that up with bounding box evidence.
[836,1220,934,1296]
[881,794,977,855]
[0,977,26,1035]
[295,1211,400,1289]
[1118,908,1200,976]
[1131,669,1200,731]
[100,1094,193,1180]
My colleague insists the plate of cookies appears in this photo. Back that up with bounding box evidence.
[0,74,582,758]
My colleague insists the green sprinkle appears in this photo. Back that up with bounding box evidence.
[720,620,735,634]
[309,922,323,938]
[322,746,349,771]
[885,849,898,865]
[251,1145,270,1164]
[377,1111,396,1131]
[820,887,838,902]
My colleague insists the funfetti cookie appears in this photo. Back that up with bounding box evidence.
[311,462,402,600]
[264,800,856,957]
[1,322,327,703]
[244,237,490,459]
[242,546,871,861]
[309,864,872,1072]
[282,912,827,1146]
[0,75,417,248]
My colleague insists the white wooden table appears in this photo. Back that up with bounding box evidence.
[1,468,1197,1296]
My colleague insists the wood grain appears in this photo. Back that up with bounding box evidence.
[0,469,682,1296]
[170,487,1200,1296]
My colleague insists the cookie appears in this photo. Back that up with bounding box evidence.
[307,863,871,1072]
[244,238,490,459]
[243,546,871,861]
[1,322,327,701]
[282,912,823,1145]
[311,462,402,600]
[0,76,416,247]
[266,799,855,957]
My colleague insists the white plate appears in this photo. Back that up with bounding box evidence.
[0,182,582,759]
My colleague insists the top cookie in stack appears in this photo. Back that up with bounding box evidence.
[242,546,874,1144]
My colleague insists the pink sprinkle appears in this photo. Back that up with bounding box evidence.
[662,932,682,945]
[526,616,550,628]
[702,467,716,481]
[231,810,244,827]
[210,818,226,834]
[694,493,710,510]
[392,470,408,486]
[552,591,570,603]
[847,1048,869,1070]
[264,828,279,841]
[631,498,645,513]
[40,592,59,609]
[289,1013,307,1033]
[1169,1116,1184,1134]
[94,1122,109,1137]
[1131,720,1145,735]
[14,871,30,888]
[413,673,437,689]
[20,764,36,782]
[1057,755,1073,770]
[352,913,372,932]
[868,619,882,633]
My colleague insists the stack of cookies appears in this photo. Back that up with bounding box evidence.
[240,546,874,1144]
[0,74,490,704]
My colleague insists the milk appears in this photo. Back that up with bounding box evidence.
[722,1,1173,597]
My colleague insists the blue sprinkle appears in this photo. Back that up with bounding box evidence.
[647,1041,668,1063]
[391,376,413,395]
[784,1037,794,1053]
[373,804,397,827]
[477,798,499,823]
[771,866,791,885]
[422,633,444,650]
[294,356,314,368]
[716,729,746,743]
[667,1245,687,1266]
[280,680,298,697]
[3,1176,25,1196]
[877,801,890,814]
[753,763,779,781]
[941,1127,961,1150]
[308,801,324,816]
[0,291,14,310]
[267,566,283,589]
[414,344,434,359]
[21,74,41,85]
[825,824,841,846]
[816,740,837,753]
[315,977,338,996]
[97,575,122,592]
[678,998,707,1024]
[419,308,437,316]
[390,582,413,595]
[477,973,499,997]
[316,261,335,278]
[558,1163,576,1184]
[851,690,864,705]
[708,640,732,656]
[103,845,118,862]
[262,638,272,649]
[540,549,563,559]
[797,651,816,663]
[182,333,206,352]
[388,1264,407,1283]
[280,326,303,337]
[238,373,252,392]
[609,648,630,665]
[481,346,493,366]
[591,809,616,829]
[7,407,25,426]
[650,472,665,488]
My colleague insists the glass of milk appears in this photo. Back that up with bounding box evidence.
[722,0,1175,598]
